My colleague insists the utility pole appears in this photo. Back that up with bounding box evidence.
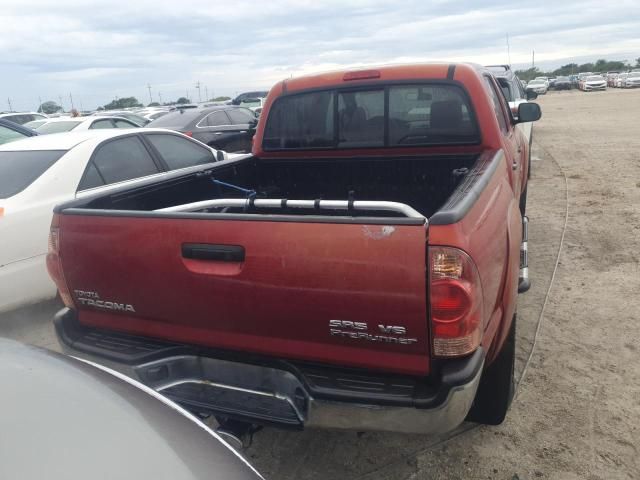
[58,95,65,112]
[506,33,511,66]
[38,96,43,112]
[69,92,75,110]
[532,50,535,69]
[186,90,190,102]
[195,81,202,103]
[147,83,153,104]
[7,98,13,111]
[158,92,163,105]
[205,86,209,102]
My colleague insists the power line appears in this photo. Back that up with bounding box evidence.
[147,83,153,104]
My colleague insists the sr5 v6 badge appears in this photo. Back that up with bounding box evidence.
[329,320,418,345]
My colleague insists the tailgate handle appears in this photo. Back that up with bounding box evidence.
[182,244,245,262]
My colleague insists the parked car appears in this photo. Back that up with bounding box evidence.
[239,97,266,116]
[623,71,640,88]
[0,118,38,145]
[615,73,628,88]
[93,111,150,126]
[146,106,257,153]
[554,76,572,90]
[548,77,557,89]
[0,112,48,125]
[34,116,140,134]
[0,129,228,313]
[582,75,607,91]
[534,76,549,87]
[232,91,269,105]
[488,65,537,145]
[49,63,541,436]
[526,79,548,94]
[0,338,264,480]
[569,75,580,88]
[577,72,594,90]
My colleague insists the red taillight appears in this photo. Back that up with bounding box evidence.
[184,131,193,137]
[430,247,483,357]
[343,70,381,81]
[46,224,74,308]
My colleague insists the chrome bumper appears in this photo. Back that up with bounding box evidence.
[55,309,484,435]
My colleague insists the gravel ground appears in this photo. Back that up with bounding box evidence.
[2,87,639,479]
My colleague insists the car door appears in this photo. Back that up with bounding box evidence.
[76,135,162,192]
[225,107,257,153]
[141,132,216,171]
[89,118,116,130]
[113,118,140,129]
[192,111,234,149]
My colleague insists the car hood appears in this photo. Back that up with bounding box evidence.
[0,339,263,480]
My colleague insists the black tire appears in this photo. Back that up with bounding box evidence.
[466,314,516,425]
[519,185,528,216]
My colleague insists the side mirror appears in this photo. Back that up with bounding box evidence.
[216,150,226,161]
[516,103,542,123]
[526,90,538,100]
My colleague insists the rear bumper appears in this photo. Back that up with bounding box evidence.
[54,308,484,435]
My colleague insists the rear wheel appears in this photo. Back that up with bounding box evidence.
[466,314,516,425]
[519,186,528,216]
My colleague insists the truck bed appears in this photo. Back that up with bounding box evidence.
[71,153,479,219]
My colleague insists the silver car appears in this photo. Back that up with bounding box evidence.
[0,338,264,480]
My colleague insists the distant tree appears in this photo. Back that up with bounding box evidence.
[176,97,190,104]
[148,102,160,107]
[513,67,542,82]
[578,63,594,73]
[211,96,231,102]
[635,57,640,67]
[103,97,143,110]
[38,101,62,114]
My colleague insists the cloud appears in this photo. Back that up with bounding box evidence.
[1,0,639,110]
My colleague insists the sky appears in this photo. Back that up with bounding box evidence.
[1,0,639,111]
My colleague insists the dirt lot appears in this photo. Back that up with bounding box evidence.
[2,87,639,479]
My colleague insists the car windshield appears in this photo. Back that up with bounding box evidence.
[587,76,604,81]
[0,150,66,198]
[529,80,544,85]
[36,121,82,134]
[264,84,479,150]
[556,77,569,81]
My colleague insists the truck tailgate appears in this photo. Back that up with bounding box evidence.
[59,214,430,375]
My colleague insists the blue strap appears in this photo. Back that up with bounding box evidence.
[211,178,256,197]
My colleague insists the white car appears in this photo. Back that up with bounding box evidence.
[526,79,548,95]
[534,76,549,87]
[34,116,141,135]
[0,129,231,313]
[583,75,607,91]
[623,71,640,88]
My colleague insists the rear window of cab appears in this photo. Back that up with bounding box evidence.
[263,84,479,151]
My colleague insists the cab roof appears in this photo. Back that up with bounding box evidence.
[279,63,485,93]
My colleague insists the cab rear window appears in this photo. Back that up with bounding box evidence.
[263,84,479,151]
[0,150,66,198]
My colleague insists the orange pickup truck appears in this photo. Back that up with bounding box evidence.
[49,63,540,436]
